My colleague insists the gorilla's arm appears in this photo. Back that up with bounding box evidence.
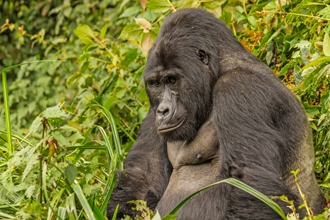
[213,69,304,218]
[107,110,172,219]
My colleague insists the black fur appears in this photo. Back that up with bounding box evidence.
[107,8,325,219]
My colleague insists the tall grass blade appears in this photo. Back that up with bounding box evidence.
[93,103,122,163]
[66,194,78,220]
[42,161,50,202]
[57,207,66,220]
[0,127,35,147]
[48,188,65,220]
[95,125,114,159]
[72,180,96,220]
[165,178,286,220]
[2,65,13,156]
[100,164,116,213]
[111,204,120,220]
[88,198,106,220]
[93,103,126,212]
[0,211,15,219]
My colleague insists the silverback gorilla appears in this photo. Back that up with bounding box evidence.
[107,8,326,219]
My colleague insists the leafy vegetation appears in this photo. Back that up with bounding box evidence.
[1,0,330,219]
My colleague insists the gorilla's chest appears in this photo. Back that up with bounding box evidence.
[156,119,221,216]
[167,119,219,169]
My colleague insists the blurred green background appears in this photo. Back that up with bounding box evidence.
[1,0,330,219]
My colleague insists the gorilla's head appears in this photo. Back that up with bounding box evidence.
[143,9,226,141]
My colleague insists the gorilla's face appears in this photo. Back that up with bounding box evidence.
[144,44,215,141]
[145,69,187,137]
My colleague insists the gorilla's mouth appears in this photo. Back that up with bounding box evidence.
[157,118,186,134]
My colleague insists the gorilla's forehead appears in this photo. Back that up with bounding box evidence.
[144,42,196,74]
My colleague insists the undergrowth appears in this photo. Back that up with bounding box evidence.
[1,0,330,219]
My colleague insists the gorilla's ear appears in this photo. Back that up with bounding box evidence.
[198,50,209,65]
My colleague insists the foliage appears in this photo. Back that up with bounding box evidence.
[0,0,330,219]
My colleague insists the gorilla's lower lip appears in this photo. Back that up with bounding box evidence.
[157,118,186,134]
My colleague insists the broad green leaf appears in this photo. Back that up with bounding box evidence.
[220,10,232,25]
[295,40,310,50]
[100,24,108,40]
[116,78,126,87]
[81,37,94,45]
[137,88,148,102]
[146,0,173,13]
[140,9,159,22]
[65,164,77,184]
[29,116,42,133]
[150,27,160,40]
[265,1,277,10]
[302,103,320,119]
[138,106,148,122]
[247,15,257,27]
[53,133,70,146]
[116,88,126,98]
[104,96,119,109]
[203,1,223,10]
[323,32,330,56]
[74,24,94,39]
[80,61,89,73]
[63,6,72,18]
[66,72,81,87]
[22,153,39,181]
[265,51,273,65]
[182,0,201,8]
[77,53,91,62]
[119,5,141,18]
[41,105,68,119]
[74,24,94,45]
[119,23,144,41]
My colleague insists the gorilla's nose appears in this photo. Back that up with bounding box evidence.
[157,102,172,120]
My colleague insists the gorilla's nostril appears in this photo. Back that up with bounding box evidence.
[162,109,169,116]
[158,108,169,117]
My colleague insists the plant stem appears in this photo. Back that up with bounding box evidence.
[2,69,12,156]
[265,10,330,22]
[39,143,44,204]
[292,170,312,219]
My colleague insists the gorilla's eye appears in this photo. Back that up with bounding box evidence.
[167,76,176,85]
[147,79,160,87]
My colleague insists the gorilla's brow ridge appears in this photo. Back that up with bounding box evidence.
[146,68,181,80]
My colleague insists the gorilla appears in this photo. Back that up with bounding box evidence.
[107,8,326,219]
